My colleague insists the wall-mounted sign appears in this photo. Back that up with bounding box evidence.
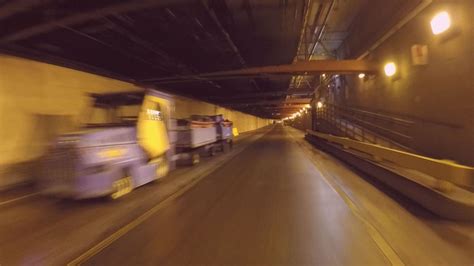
[411,44,429,65]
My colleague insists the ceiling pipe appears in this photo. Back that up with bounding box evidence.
[357,0,433,59]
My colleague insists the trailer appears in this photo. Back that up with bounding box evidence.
[172,115,232,165]
[210,114,233,151]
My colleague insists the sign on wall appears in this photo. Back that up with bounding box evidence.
[411,44,429,65]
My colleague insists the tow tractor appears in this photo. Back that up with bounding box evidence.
[39,89,233,199]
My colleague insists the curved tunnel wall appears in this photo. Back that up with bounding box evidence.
[0,55,271,189]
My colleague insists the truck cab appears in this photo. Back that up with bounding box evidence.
[39,90,173,199]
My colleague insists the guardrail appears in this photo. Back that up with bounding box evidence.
[315,103,413,149]
[306,129,474,189]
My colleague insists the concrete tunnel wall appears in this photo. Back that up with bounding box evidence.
[0,55,272,189]
[329,0,473,165]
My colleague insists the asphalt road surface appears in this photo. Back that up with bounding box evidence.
[1,125,473,265]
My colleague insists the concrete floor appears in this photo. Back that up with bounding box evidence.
[1,125,473,265]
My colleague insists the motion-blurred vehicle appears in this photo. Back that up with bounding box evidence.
[39,89,233,199]
[174,114,233,165]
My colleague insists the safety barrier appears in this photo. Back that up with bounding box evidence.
[307,129,474,189]
[314,103,413,150]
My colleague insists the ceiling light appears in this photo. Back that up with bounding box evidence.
[317,101,323,108]
[384,62,397,77]
[358,73,365,79]
[431,11,451,35]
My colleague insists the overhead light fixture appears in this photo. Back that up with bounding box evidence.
[384,62,397,77]
[358,73,366,79]
[431,11,451,35]
[317,101,323,108]
[321,73,326,78]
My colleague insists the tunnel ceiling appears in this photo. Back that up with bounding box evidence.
[0,0,371,118]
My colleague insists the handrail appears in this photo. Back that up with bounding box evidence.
[330,103,463,129]
[330,103,414,127]
[315,104,412,149]
[306,129,474,189]
[338,115,412,140]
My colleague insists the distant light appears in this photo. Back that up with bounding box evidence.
[305,104,311,109]
[384,62,397,77]
[321,73,326,78]
[431,11,451,35]
[317,101,323,108]
[358,73,365,79]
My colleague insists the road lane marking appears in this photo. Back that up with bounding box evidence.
[0,192,39,207]
[68,128,272,265]
[68,173,207,265]
[287,128,405,266]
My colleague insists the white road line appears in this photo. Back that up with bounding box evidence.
[287,128,405,266]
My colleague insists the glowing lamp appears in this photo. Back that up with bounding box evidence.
[384,62,397,77]
[358,73,365,79]
[431,11,451,35]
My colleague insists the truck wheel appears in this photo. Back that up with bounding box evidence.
[191,152,200,165]
[209,146,216,156]
[228,139,233,150]
[111,176,133,199]
[156,156,169,179]
[222,140,230,152]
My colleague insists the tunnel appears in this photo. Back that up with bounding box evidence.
[0,0,473,265]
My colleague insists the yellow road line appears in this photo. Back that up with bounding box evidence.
[287,128,405,266]
[68,172,208,265]
[0,192,39,207]
[68,130,270,265]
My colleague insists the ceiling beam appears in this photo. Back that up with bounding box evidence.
[261,106,307,109]
[0,0,55,21]
[206,90,313,100]
[0,0,188,42]
[145,60,378,83]
[200,60,378,76]
[223,98,310,107]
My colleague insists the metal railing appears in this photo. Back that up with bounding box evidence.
[306,129,474,190]
[314,103,414,150]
